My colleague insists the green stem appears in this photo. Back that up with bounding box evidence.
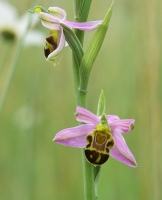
[73,0,92,45]
[72,1,94,200]
[82,151,95,200]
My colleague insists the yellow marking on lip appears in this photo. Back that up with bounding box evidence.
[95,154,101,163]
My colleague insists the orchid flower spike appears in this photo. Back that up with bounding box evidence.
[53,106,137,167]
[30,6,102,62]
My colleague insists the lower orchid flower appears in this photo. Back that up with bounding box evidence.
[53,106,137,167]
[30,6,102,62]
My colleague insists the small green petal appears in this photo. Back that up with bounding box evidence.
[100,113,109,126]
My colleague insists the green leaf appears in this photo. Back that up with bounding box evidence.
[97,90,106,116]
[94,166,101,199]
[61,24,84,68]
[79,2,113,91]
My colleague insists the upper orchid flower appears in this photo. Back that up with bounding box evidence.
[53,106,137,167]
[0,1,45,46]
[30,6,102,62]
[39,7,102,31]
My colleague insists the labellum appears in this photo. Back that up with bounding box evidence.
[85,124,114,166]
[44,30,59,60]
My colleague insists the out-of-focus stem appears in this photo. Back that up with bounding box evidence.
[0,0,38,116]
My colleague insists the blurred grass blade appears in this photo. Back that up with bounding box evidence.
[0,1,38,116]
[79,2,113,92]
[62,24,84,67]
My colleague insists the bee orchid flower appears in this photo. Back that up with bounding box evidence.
[53,106,137,167]
[30,6,102,61]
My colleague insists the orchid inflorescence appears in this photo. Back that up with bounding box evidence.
[29,2,137,199]
[29,3,137,167]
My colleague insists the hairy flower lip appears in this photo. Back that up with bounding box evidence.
[43,27,66,61]
[54,106,137,167]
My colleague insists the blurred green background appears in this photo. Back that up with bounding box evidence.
[0,0,161,199]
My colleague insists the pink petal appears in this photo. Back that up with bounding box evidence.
[41,20,60,30]
[40,12,61,23]
[107,115,120,122]
[53,124,95,148]
[63,20,102,31]
[111,131,137,167]
[48,7,66,20]
[75,106,100,125]
[110,147,137,167]
[110,119,135,133]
